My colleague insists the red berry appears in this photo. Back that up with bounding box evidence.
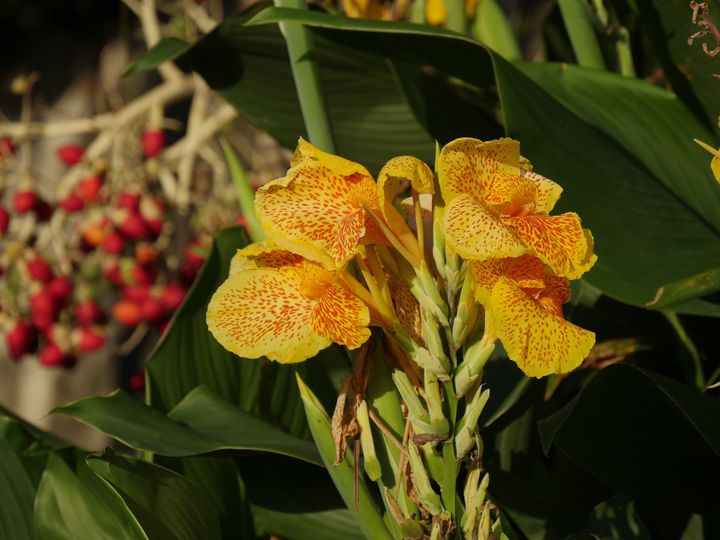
[117,213,148,240]
[76,300,103,326]
[32,313,54,333]
[183,247,205,268]
[0,137,15,157]
[30,289,57,317]
[131,263,155,287]
[144,218,163,240]
[27,257,53,282]
[81,219,109,249]
[58,194,84,213]
[129,371,145,391]
[13,191,37,213]
[78,175,103,203]
[141,129,165,157]
[112,299,142,326]
[117,191,141,212]
[135,244,157,266]
[47,276,73,302]
[140,297,164,324]
[180,261,200,287]
[160,284,186,311]
[0,206,9,234]
[39,342,65,367]
[122,285,150,302]
[6,321,37,360]
[56,144,84,166]
[101,231,125,255]
[77,327,105,352]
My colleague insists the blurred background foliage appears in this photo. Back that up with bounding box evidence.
[1,0,720,539]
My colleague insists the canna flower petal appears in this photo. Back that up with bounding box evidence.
[438,137,595,279]
[207,245,370,364]
[469,256,593,377]
[489,276,594,378]
[504,214,597,280]
[443,194,526,260]
[255,141,386,269]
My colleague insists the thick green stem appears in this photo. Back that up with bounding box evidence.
[472,0,522,60]
[445,0,466,34]
[557,0,606,70]
[274,0,335,152]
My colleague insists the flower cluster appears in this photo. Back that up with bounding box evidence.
[207,137,596,378]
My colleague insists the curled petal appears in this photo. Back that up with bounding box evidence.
[207,267,330,364]
[311,282,370,350]
[521,170,562,214]
[489,276,595,378]
[469,256,546,303]
[255,163,381,268]
[389,274,424,345]
[292,137,372,178]
[504,213,596,279]
[229,242,304,274]
[444,194,526,260]
[438,137,521,204]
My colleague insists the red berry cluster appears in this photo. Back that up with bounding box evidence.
[2,139,210,373]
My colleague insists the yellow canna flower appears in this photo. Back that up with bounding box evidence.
[469,255,595,378]
[438,137,596,280]
[343,0,393,20]
[255,139,387,270]
[207,242,371,364]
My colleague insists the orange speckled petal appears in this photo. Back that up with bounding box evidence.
[438,137,521,204]
[482,171,537,216]
[207,268,330,364]
[504,213,596,279]
[311,282,370,350]
[712,156,720,183]
[292,138,372,178]
[255,163,376,268]
[468,255,546,304]
[444,194,526,261]
[229,242,304,274]
[521,170,563,214]
[489,276,595,378]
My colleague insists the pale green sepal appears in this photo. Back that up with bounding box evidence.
[455,386,491,459]
[407,442,443,514]
[424,370,449,438]
[455,339,495,398]
[356,400,381,481]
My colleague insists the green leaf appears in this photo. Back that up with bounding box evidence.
[87,451,221,540]
[253,506,365,540]
[146,226,262,414]
[646,266,720,309]
[0,439,35,540]
[637,0,720,133]
[296,373,393,540]
[35,452,146,540]
[124,37,191,77]
[219,139,264,242]
[538,364,720,513]
[53,387,321,465]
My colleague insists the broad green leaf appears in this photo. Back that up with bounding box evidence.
[146,226,261,414]
[646,266,720,309]
[53,387,321,465]
[0,439,35,540]
[87,452,221,540]
[35,452,146,540]
[575,493,651,540]
[253,506,365,540]
[124,37,190,77]
[637,0,720,133]
[538,364,720,513]
[296,374,393,540]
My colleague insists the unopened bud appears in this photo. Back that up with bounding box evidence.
[423,369,449,439]
[356,400,381,481]
[392,370,435,436]
[455,386,491,460]
[407,442,443,514]
[454,338,495,398]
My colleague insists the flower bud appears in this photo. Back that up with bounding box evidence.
[407,442,443,514]
[454,338,495,398]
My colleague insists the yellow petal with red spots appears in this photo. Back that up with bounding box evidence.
[489,276,595,378]
[229,242,304,275]
[255,162,381,269]
[207,267,331,364]
[292,138,372,178]
[438,137,521,204]
[504,213,596,279]
[311,282,371,350]
[521,170,563,214]
[444,194,526,260]
[468,256,546,304]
